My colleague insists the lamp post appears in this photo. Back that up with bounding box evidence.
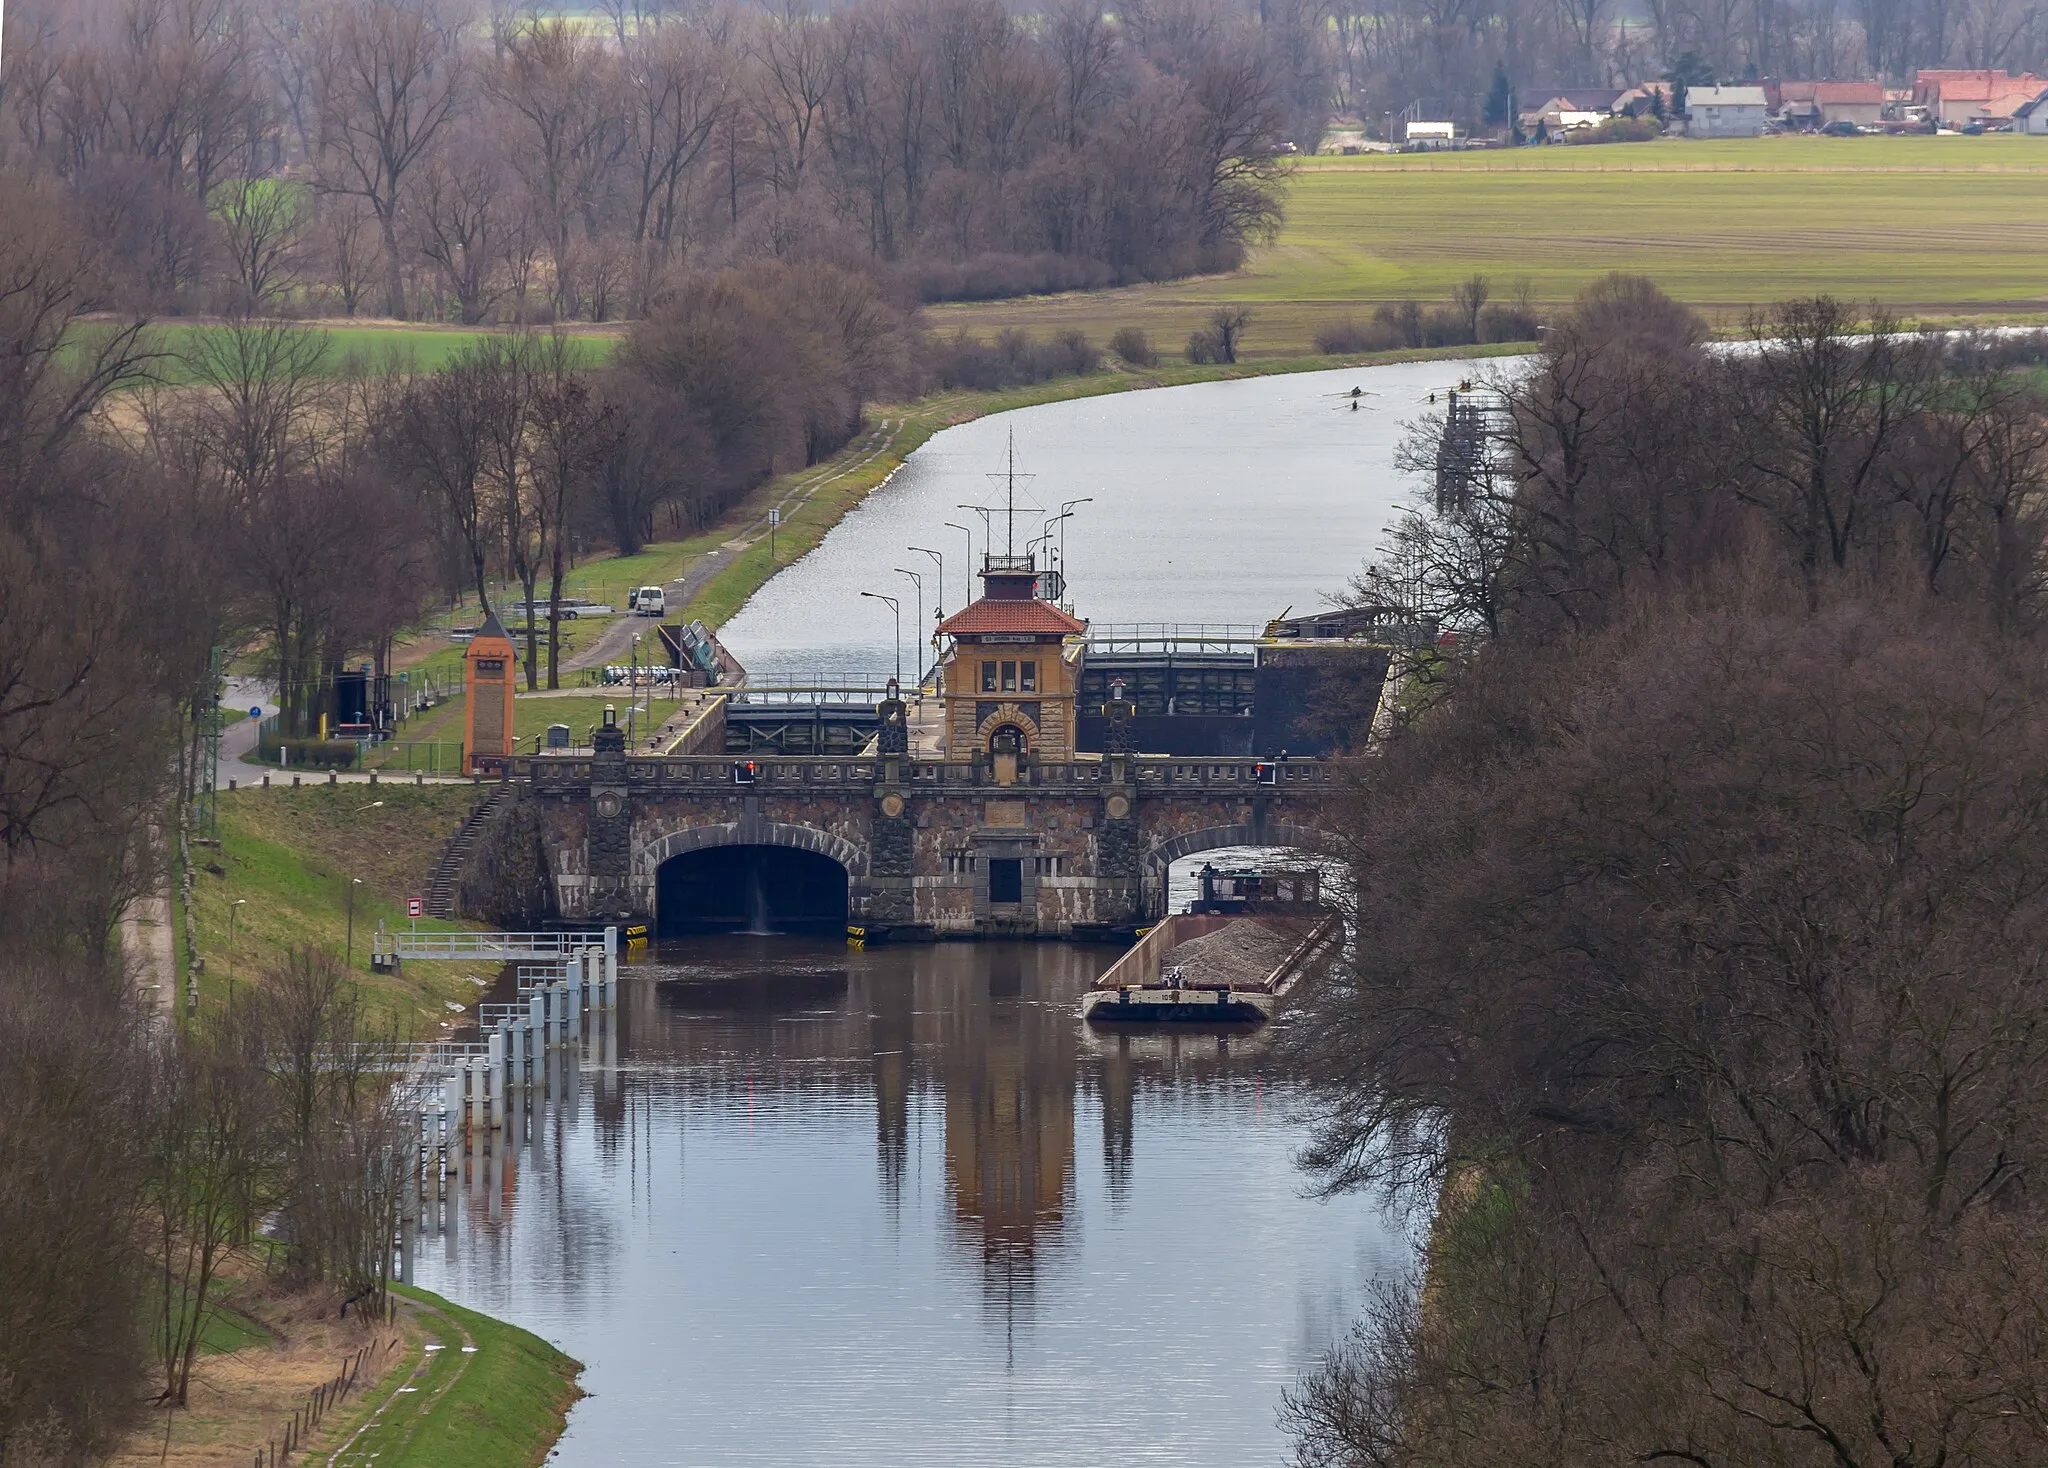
[345,877,364,970]
[894,568,925,685]
[860,591,902,686]
[1057,497,1093,593]
[908,546,944,618]
[629,632,641,747]
[944,522,974,609]
[955,505,993,568]
[227,898,247,1009]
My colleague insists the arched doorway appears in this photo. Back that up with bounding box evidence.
[656,846,850,935]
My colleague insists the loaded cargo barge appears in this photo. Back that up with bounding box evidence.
[1078,910,1341,1024]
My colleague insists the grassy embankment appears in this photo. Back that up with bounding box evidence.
[934,134,2048,353]
[191,784,505,1031]
[109,1277,580,1468]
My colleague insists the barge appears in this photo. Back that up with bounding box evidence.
[1078,910,1341,1024]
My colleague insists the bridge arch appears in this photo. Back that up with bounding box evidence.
[636,821,869,879]
[1145,822,1337,874]
[638,822,869,935]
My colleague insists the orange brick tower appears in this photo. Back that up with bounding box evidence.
[465,610,518,774]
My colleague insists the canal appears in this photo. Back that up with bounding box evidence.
[722,358,1502,683]
[415,358,1510,1462]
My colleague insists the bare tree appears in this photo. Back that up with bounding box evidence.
[308,0,466,318]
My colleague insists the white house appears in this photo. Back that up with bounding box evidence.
[1403,119,1457,148]
[1687,85,1770,137]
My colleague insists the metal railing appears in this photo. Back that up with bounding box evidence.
[1086,623,1268,653]
[372,927,616,964]
[519,753,1330,793]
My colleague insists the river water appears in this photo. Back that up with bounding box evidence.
[415,359,1504,1463]
[722,359,1499,684]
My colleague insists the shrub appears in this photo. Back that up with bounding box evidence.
[1110,326,1158,367]
[1185,327,1226,364]
[910,252,1118,303]
[1479,301,1543,342]
[1316,317,1404,354]
[925,327,1100,390]
[266,738,361,769]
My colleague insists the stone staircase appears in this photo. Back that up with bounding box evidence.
[426,786,510,920]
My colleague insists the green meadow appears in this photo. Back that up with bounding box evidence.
[122,322,620,386]
[935,135,2048,354]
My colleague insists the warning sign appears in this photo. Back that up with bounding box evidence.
[407,897,423,919]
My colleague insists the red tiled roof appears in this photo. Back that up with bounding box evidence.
[1813,81,1884,103]
[938,598,1087,637]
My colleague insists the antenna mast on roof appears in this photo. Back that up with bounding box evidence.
[984,427,1035,559]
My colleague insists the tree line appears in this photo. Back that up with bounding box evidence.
[0,170,421,1462]
[1285,278,2048,1467]
[0,0,1307,323]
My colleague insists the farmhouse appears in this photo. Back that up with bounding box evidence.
[1687,85,1770,137]
[1778,80,1886,127]
[1913,69,2047,125]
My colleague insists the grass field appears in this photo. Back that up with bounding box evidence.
[122,322,620,385]
[934,135,2048,355]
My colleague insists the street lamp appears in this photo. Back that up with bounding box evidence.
[955,505,993,569]
[227,898,247,1009]
[344,877,364,970]
[908,546,945,618]
[1057,497,1094,591]
[894,568,924,685]
[860,591,902,686]
[629,632,642,747]
[944,522,974,610]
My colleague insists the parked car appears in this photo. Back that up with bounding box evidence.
[633,585,666,617]
[1822,119,1860,136]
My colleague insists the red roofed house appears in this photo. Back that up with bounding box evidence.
[1815,80,1886,126]
[1915,69,2047,125]
[935,553,1087,775]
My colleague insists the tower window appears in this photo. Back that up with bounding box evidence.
[981,660,997,692]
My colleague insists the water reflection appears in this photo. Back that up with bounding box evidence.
[413,938,1405,1467]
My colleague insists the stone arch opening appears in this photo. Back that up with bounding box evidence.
[657,846,850,935]
[1144,823,1340,919]
[642,824,864,937]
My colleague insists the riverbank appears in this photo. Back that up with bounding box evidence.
[108,1275,580,1468]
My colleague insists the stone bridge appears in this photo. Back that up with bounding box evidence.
[515,742,1335,937]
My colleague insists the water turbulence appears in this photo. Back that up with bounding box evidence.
[656,845,849,935]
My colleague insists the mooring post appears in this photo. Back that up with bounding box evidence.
[510,1015,527,1090]
[528,991,545,1056]
[467,1059,486,1138]
[487,1028,506,1131]
[566,963,583,1036]
[605,926,619,1007]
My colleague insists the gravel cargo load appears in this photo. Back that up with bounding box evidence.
[1163,919,1303,989]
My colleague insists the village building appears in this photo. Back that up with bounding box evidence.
[2014,88,2048,133]
[1914,69,2047,125]
[1777,80,1886,127]
[1686,85,1770,136]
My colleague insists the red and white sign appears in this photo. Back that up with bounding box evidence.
[407,897,423,919]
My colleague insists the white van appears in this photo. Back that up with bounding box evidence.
[634,586,666,617]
